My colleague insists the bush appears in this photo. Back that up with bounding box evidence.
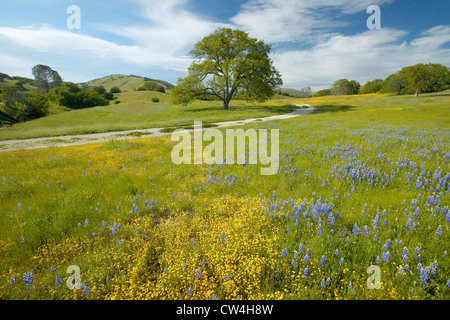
[315,88,332,97]
[103,92,114,100]
[23,93,49,119]
[75,91,110,109]
[110,86,121,94]
[93,85,106,95]
[139,81,166,93]
[151,97,160,103]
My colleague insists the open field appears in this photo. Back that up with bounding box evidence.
[0,93,449,300]
[0,90,299,141]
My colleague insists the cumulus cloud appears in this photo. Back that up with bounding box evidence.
[0,25,191,69]
[231,0,393,43]
[0,0,448,89]
[271,25,450,90]
[0,0,228,80]
[100,0,230,60]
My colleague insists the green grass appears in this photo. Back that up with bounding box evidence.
[0,93,448,300]
[81,74,159,92]
[0,91,299,141]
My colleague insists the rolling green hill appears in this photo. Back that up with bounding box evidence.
[80,74,174,92]
[276,88,313,98]
[0,73,40,92]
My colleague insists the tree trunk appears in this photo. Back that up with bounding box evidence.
[223,99,229,110]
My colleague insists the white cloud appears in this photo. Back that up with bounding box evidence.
[0,0,448,90]
[0,0,229,80]
[0,24,194,80]
[231,0,393,43]
[101,0,230,57]
[272,25,450,90]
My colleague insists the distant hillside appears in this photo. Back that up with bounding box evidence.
[80,74,174,92]
[277,88,313,98]
[0,72,40,92]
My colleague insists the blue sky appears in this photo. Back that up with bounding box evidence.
[0,0,449,90]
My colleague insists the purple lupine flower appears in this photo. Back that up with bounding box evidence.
[402,247,409,262]
[303,254,309,264]
[381,251,391,262]
[23,272,33,288]
[419,267,429,286]
[303,267,309,277]
[435,225,443,238]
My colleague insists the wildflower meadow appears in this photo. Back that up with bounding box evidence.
[0,93,449,300]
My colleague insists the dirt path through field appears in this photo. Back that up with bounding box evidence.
[0,104,313,152]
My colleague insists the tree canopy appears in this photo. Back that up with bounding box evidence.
[315,63,449,97]
[379,63,450,95]
[171,28,283,109]
[32,64,63,93]
[331,79,360,96]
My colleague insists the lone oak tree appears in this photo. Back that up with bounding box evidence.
[171,28,283,110]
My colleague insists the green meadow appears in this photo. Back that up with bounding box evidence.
[0,90,298,141]
[0,93,449,300]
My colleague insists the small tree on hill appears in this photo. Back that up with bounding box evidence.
[32,64,63,93]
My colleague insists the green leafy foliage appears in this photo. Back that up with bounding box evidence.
[0,85,49,121]
[380,63,450,95]
[171,28,283,109]
[32,64,63,93]
[360,79,383,94]
[331,79,360,95]
[48,82,109,109]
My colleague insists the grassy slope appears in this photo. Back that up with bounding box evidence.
[0,93,448,300]
[0,91,298,141]
[81,74,170,92]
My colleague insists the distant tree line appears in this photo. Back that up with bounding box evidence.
[137,80,166,93]
[315,63,450,97]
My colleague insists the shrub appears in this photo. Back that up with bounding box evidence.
[110,86,121,94]
[151,97,160,103]
[75,91,110,109]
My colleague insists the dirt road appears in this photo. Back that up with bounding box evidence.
[0,104,313,152]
